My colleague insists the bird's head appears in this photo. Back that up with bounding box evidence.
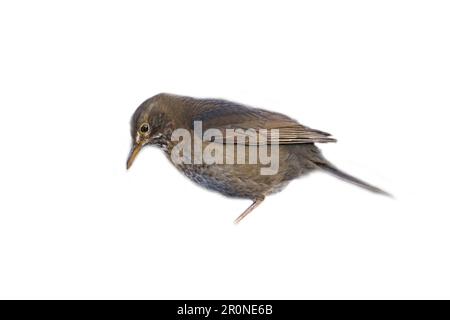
[127,93,175,169]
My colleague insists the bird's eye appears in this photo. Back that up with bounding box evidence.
[140,123,149,133]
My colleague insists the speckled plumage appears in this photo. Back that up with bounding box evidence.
[168,143,322,199]
[127,93,389,223]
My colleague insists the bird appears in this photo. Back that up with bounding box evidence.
[127,93,390,223]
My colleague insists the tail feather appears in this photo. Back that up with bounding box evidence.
[317,163,392,197]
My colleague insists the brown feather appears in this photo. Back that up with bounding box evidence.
[165,94,337,145]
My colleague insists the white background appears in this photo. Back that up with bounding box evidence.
[0,1,449,299]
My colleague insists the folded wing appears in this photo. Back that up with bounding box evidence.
[191,98,336,145]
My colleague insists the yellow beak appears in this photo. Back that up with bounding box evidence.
[126,143,143,170]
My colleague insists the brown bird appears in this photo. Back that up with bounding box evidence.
[127,93,389,223]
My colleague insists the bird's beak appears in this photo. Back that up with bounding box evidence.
[127,143,143,170]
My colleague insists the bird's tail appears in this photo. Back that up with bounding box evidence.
[316,162,392,197]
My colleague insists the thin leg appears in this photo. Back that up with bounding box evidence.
[234,198,265,224]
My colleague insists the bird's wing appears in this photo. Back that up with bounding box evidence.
[190,98,336,145]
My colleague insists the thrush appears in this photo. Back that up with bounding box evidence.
[127,93,389,223]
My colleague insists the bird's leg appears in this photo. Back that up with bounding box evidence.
[234,197,265,224]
